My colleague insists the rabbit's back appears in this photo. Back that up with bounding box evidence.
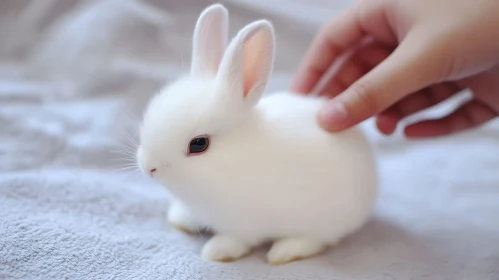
[190,92,378,243]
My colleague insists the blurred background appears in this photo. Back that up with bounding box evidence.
[0,0,350,171]
[1,0,498,279]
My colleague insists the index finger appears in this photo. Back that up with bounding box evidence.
[291,6,366,94]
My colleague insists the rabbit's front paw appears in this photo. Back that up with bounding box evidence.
[167,201,202,234]
[267,237,328,265]
[201,235,251,262]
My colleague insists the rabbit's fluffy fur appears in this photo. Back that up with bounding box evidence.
[136,3,378,265]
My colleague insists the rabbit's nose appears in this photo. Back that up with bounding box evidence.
[149,168,157,176]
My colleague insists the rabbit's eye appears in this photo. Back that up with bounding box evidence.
[188,136,210,155]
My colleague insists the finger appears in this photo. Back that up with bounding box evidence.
[318,82,347,98]
[376,82,462,134]
[404,100,497,138]
[292,0,398,95]
[318,41,392,97]
[290,6,367,94]
[375,111,400,135]
[317,56,367,97]
[393,83,462,118]
[318,31,449,132]
[355,40,394,66]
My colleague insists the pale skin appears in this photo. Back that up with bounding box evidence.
[291,0,499,137]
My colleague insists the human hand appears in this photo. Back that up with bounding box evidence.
[291,0,499,137]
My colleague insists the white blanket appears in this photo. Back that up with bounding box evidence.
[1,0,498,279]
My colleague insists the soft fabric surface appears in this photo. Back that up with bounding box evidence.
[1,0,498,279]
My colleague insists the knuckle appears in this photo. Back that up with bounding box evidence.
[421,35,459,81]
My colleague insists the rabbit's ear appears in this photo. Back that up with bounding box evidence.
[191,4,229,77]
[217,20,275,108]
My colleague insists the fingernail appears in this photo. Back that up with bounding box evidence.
[319,102,348,130]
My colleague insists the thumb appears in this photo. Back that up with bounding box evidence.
[318,31,448,132]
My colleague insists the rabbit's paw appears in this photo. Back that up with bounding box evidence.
[201,235,251,262]
[167,201,202,235]
[267,237,328,265]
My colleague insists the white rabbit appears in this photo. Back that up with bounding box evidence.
[136,3,378,265]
